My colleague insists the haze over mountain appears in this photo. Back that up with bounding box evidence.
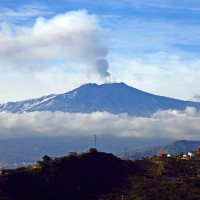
[0,136,173,168]
[1,83,200,117]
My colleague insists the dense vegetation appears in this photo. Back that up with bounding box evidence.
[0,149,133,200]
[1,149,200,199]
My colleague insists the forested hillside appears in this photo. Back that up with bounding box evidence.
[1,150,200,200]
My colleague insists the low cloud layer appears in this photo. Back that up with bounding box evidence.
[0,10,111,80]
[0,107,200,140]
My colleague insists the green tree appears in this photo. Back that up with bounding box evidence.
[43,155,50,162]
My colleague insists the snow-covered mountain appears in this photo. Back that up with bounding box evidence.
[1,82,200,117]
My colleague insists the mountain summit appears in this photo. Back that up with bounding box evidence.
[1,82,200,116]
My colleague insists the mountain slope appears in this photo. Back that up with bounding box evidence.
[118,140,200,159]
[1,82,200,116]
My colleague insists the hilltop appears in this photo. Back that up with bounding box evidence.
[1,150,200,199]
[0,149,133,200]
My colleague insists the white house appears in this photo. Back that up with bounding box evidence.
[188,152,195,157]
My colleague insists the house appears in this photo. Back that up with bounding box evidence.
[33,163,40,169]
[197,147,200,155]
[167,154,171,157]
[188,152,195,157]
[181,154,189,160]
[194,147,200,159]
[158,152,165,156]
[50,157,59,161]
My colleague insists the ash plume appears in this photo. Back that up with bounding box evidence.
[0,10,112,81]
[95,58,111,79]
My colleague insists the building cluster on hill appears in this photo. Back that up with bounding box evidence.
[158,146,200,160]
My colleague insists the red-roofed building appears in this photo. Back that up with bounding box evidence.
[197,147,200,155]
[158,152,165,156]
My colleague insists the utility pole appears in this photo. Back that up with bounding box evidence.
[93,134,97,149]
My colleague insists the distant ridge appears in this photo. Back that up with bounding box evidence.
[1,82,200,116]
[118,140,200,159]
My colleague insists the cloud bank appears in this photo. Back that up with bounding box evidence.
[0,10,111,80]
[0,107,200,140]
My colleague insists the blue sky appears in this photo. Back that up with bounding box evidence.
[0,0,200,103]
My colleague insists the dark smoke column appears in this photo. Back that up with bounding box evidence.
[95,58,111,80]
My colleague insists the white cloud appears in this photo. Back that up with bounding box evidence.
[0,5,53,22]
[132,0,200,11]
[109,53,200,100]
[0,107,200,140]
[64,0,200,12]
[0,10,111,80]
[0,5,200,104]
